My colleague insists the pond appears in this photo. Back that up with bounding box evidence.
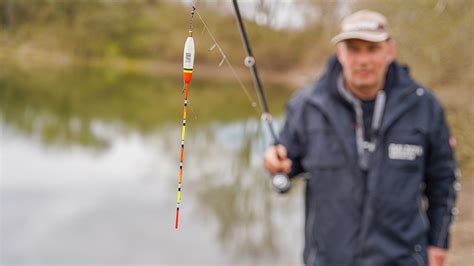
[1,65,306,264]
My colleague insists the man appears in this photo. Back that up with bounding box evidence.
[264,10,458,266]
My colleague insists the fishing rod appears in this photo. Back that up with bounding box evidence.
[232,0,291,193]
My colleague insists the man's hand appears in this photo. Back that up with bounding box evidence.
[263,144,292,175]
[428,246,448,266]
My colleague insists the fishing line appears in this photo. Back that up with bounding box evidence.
[195,9,260,114]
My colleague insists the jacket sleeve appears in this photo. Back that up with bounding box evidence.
[424,102,458,249]
[278,90,308,178]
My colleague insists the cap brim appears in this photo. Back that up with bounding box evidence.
[331,31,389,44]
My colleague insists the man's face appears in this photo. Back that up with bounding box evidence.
[336,39,396,93]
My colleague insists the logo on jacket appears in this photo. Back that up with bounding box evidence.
[388,143,423,160]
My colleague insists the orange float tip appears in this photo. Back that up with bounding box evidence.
[183,72,193,84]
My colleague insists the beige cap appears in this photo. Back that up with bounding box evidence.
[331,10,390,44]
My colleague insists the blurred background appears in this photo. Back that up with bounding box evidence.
[0,0,472,265]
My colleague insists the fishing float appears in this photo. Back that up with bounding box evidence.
[175,4,195,230]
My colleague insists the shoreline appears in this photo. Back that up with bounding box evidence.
[2,45,320,90]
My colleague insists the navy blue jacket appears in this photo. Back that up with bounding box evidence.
[279,56,458,266]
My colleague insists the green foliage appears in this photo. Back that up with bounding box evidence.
[0,0,333,69]
[1,0,472,84]
[1,1,188,60]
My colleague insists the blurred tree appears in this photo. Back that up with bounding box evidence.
[254,0,281,27]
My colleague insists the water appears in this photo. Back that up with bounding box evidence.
[0,66,305,264]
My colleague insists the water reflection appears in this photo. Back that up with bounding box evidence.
[0,65,290,149]
[193,121,277,257]
[1,66,304,264]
